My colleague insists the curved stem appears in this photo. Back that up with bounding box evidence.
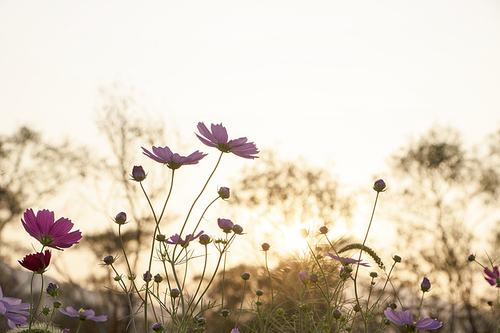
[353,192,380,331]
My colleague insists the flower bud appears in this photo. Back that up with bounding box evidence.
[261,243,271,251]
[143,271,152,282]
[152,322,163,331]
[220,309,230,317]
[299,304,308,312]
[114,212,127,225]
[283,267,291,274]
[131,165,147,182]
[319,226,329,234]
[218,187,230,199]
[255,289,264,296]
[276,308,285,316]
[370,272,378,278]
[46,283,60,297]
[156,234,166,242]
[421,277,431,292]
[217,218,234,233]
[389,302,397,310]
[199,234,212,245]
[310,273,319,283]
[299,229,309,238]
[114,275,122,281]
[42,306,51,316]
[241,272,250,280]
[170,288,180,298]
[298,270,309,284]
[373,179,386,192]
[344,266,353,273]
[154,274,163,283]
[197,317,206,325]
[393,255,402,263]
[468,254,476,262]
[332,309,341,320]
[232,224,244,235]
[256,300,263,306]
[53,301,62,309]
[103,255,115,265]
[353,304,361,312]
[488,301,493,306]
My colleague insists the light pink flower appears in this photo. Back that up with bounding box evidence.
[384,307,442,330]
[325,253,370,267]
[298,270,309,284]
[196,122,259,159]
[0,285,30,329]
[60,306,107,322]
[22,209,82,250]
[166,231,204,247]
[142,146,207,169]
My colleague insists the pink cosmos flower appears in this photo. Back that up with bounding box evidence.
[19,250,51,274]
[217,218,234,233]
[325,253,370,267]
[384,307,442,330]
[231,329,240,333]
[298,270,309,284]
[142,146,206,170]
[166,231,204,247]
[484,267,500,287]
[60,306,107,322]
[0,285,30,329]
[22,209,82,250]
[196,122,259,159]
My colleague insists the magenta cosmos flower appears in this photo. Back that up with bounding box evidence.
[22,209,82,250]
[60,307,107,322]
[0,285,30,329]
[19,250,51,274]
[325,253,370,267]
[484,266,500,287]
[196,122,259,159]
[166,231,204,247]
[384,307,442,331]
[142,146,207,170]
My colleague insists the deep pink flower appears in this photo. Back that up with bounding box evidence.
[0,285,30,329]
[142,146,206,170]
[166,231,204,247]
[60,306,107,322]
[22,209,82,250]
[325,253,370,267]
[196,122,259,159]
[19,250,51,274]
[384,307,442,330]
[484,266,500,287]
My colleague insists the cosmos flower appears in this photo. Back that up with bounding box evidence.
[325,253,370,267]
[22,209,82,250]
[298,270,309,284]
[165,231,204,247]
[231,329,240,333]
[217,218,234,233]
[142,146,207,170]
[484,266,500,287]
[196,122,259,159]
[19,250,51,274]
[0,285,30,329]
[59,307,107,322]
[384,307,442,330]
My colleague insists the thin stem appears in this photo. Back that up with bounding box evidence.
[353,191,380,331]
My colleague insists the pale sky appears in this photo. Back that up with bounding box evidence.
[1,0,500,187]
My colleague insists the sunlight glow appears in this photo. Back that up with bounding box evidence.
[283,227,308,252]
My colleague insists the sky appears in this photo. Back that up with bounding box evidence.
[1,1,500,284]
[1,1,500,187]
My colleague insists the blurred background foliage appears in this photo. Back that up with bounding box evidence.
[1,86,500,332]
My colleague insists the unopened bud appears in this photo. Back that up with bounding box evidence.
[373,179,386,192]
[218,187,230,199]
[131,165,147,182]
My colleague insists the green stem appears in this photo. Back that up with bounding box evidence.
[353,191,380,331]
